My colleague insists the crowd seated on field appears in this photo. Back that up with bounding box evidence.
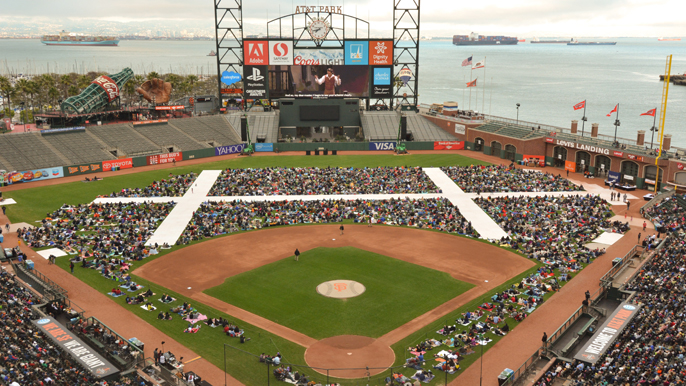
[208,166,441,196]
[100,172,197,197]
[0,269,136,385]
[551,198,686,385]
[474,194,615,269]
[179,198,477,244]
[18,202,173,273]
[441,164,582,193]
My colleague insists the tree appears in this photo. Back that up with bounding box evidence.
[59,74,72,99]
[68,85,79,97]
[147,71,161,81]
[0,76,15,110]
[48,87,60,110]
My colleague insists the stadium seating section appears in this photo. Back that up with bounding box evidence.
[133,122,209,151]
[88,124,161,157]
[43,131,116,164]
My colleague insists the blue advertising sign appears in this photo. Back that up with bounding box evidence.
[221,71,242,85]
[373,68,391,85]
[369,141,396,151]
[215,144,246,156]
[3,167,64,185]
[254,143,274,152]
[345,41,369,65]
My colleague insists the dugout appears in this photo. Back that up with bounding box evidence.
[277,98,362,142]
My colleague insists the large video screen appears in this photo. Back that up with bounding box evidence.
[268,65,369,98]
[242,39,394,100]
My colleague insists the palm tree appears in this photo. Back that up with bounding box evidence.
[15,78,30,110]
[48,87,60,110]
[0,76,15,110]
[68,85,79,97]
[147,71,161,81]
[59,74,72,98]
[77,75,91,90]
[123,79,136,105]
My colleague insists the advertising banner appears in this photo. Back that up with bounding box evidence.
[133,119,168,125]
[3,167,64,185]
[371,66,393,98]
[574,302,641,364]
[434,141,464,150]
[269,41,294,65]
[255,143,274,152]
[269,65,369,98]
[41,126,86,134]
[613,151,624,157]
[369,141,396,151]
[32,317,119,378]
[91,75,119,102]
[244,40,269,65]
[221,71,242,85]
[369,41,393,65]
[345,41,369,65]
[627,154,643,162]
[293,49,344,66]
[155,105,185,111]
[565,160,576,172]
[608,171,621,183]
[65,162,103,176]
[147,152,182,165]
[523,155,545,166]
[545,137,555,143]
[215,144,246,156]
[244,66,269,99]
[102,158,133,172]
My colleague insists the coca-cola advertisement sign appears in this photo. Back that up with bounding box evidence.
[91,75,120,102]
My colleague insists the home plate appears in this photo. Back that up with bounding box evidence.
[36,248,68,260]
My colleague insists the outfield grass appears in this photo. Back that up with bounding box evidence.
[204,247,474,339]
[3,154,489,223]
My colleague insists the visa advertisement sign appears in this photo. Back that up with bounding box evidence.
[345,41,369,65]
[369,141,396,151]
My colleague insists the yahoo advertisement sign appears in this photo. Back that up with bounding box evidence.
[215,144,246,156]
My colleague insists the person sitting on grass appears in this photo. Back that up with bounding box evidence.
[111,288,122,296]
[161,294,173,303]
[158,311,172,320]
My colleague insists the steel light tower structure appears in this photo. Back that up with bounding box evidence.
[393,0,421,111]
[214,0,244,108]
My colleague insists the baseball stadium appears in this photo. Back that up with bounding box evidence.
[1,2,685,386]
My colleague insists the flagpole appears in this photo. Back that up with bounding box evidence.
[489,77,493,115]
[582,102,588,136]
[462,75,465,111]
[613,103,620,144]
[482,56,486,114]
[469,54,473,110]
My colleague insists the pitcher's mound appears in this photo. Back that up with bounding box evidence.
[316,280,366,299]
[305,336,395,378]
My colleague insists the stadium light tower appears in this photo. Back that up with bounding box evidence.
[516,103,520,125]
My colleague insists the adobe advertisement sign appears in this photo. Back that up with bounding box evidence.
[268,65,369,98]
[102,158,133,172]
[147,152,182,165]
[434,141,464,150]
[371,66,392,98]
[269,41,293,65]
[369,41,393,65]
[575,302,641,364]
[91,75,120,102]
[345,41,369,65]
[244,40,268,65]
[244,66,269,99]
[293,49,344,66]
[32,317,119,378]
[3,167,64,185]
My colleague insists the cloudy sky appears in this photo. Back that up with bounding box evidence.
[2,0,685,37]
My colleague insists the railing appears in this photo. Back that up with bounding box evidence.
[641,190,675,212]
[599,244,642,287]
[10,260,68,300]
[74,316,144,370]
[502,348,542,385]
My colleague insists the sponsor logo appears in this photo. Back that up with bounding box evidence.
[434,141,465,150]
[37,318,51,325]
[293,49,344,66]
[369,141,396,151]
[345,41,368,65]
[102,158,133,172]
[269,41,293,64]
[295,5,342,14]
[215,144,246,156]
[613,151,624,157]
[244,41,268,65]
[623,304,636,310]
[545,137,555,143]
[369,41,393,65]
[221,71,242,85]
[254,143,274,152]
[95,367,112,375]
[373,68,391,85]
[91,75,119,102]
[333,283,347,292]
[247,67,264,81]
[678,163,684,170]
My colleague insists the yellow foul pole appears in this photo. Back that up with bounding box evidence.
[655,55,672,193]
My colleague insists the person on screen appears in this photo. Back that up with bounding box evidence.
[314,68,341,95]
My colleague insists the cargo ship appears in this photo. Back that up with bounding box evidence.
[41,31,119,46]
[531,37,569,44]
[567,39,616,45]
[453,32,518,45]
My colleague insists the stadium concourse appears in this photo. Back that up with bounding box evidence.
[0,149,652,386]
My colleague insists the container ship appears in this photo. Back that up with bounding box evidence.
[567,39,616,45]
[453,32,518,45]
[41,31,119,46]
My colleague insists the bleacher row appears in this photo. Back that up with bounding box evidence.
[0,116,243,171]
[471,122,546,140]
[361,111,455,141]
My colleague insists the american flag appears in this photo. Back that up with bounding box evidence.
[573,100,586,110]
[461,56,472,67]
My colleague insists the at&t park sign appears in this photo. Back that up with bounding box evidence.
[295,6,342,14]
[546,138,611,155]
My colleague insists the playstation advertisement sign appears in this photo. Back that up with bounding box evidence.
[244,66,269,99]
